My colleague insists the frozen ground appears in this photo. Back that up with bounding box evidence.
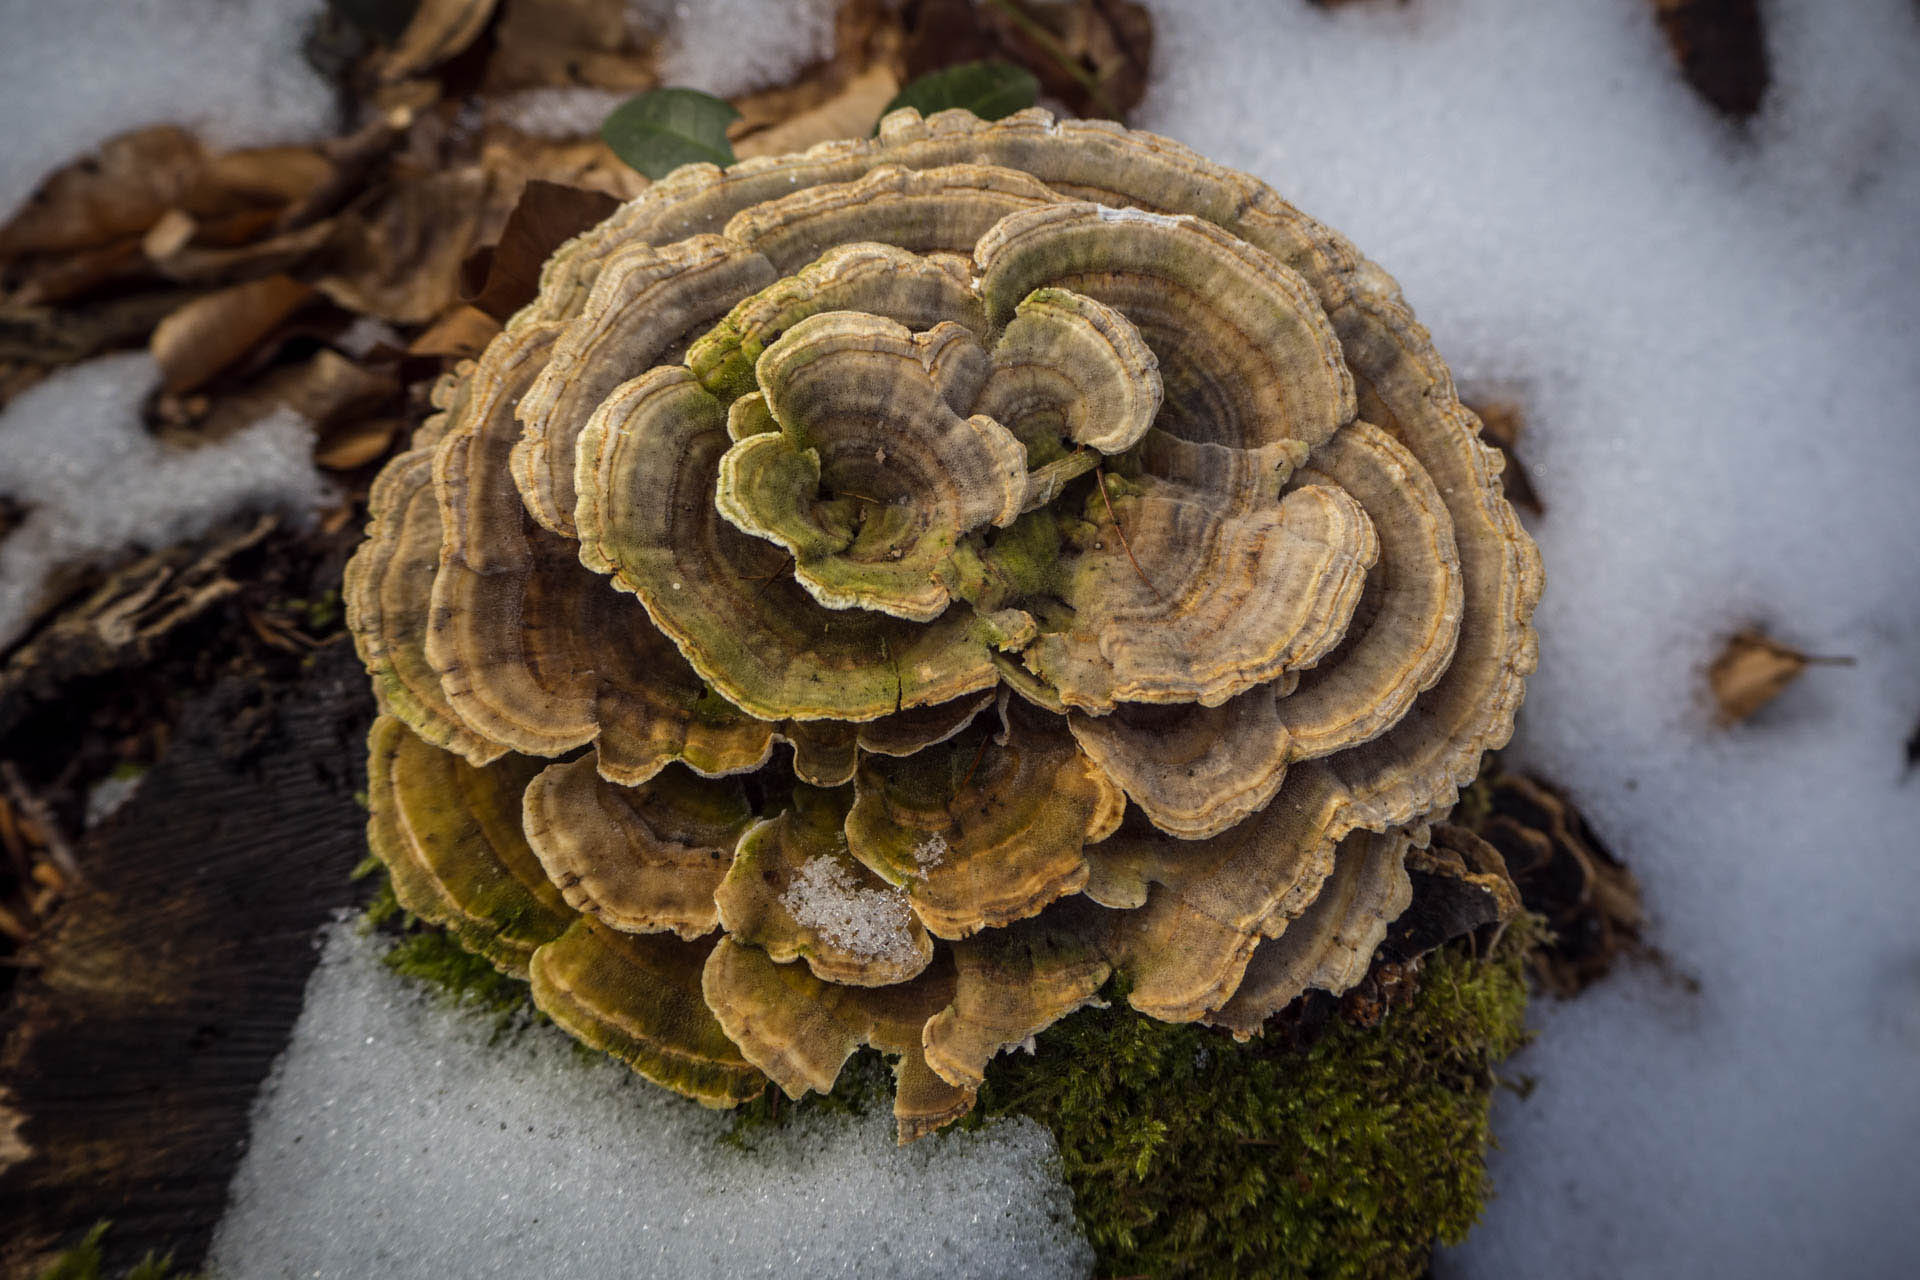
[209,923,1090,1280]
[6,0,1917,1276]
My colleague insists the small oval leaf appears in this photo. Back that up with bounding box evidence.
[602,87,741,180]
[880,60,1040,130]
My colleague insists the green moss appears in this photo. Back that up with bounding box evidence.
[720,1048,893,1151]
[977,933,1533,1280]
[358,867,540,1040]
[37,1222,199,1280]
[380,928,538,1038]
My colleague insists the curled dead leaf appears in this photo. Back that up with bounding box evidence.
[317,168,491,325]
[484,0,660,93]
[461,180,621,321]
[409,305,503,358]
[1708,627,1852,726]
[150,275,316,394]
[316,417,405,470]
[0,127,206,259]
[733,65,902,160]
[143,216,337,286]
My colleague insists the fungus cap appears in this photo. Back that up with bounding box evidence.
[346,106,1541,1139]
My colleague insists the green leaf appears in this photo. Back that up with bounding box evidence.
[602,88,741,179]
[880,60,1040,130]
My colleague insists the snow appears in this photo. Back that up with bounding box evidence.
[1134,2,1920,1277]
[0,0,336,227]
[630,0,840,100]
[209,922,1092,1280]
[780,854,922,966]
[0,353,331,649]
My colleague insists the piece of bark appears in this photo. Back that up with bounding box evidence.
[150,275,317,394]
[0,639,375,1278]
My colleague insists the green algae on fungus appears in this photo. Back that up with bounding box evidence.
[342,105,1542,1149]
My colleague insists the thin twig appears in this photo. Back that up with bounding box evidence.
[741,552,796,600]
[1,760,82,888]
[957,731,993,794]
[1093,467,1160,600]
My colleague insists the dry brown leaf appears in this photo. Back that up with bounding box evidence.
[1650,0,1769,119]
[317,167,491,324]
[1708,628,1852,725]
[185,348,398,446]
[201,147,336,208]
[0,127,207,259]
[316,417,405,470]
[376,0,502,83]
[476,128,642,202]
[733,65,903,160]
[6,240,148,307]
[278,349,398,425]
[461,180,620,321]
[483,0,658,92]
[150,275,316,394]
[143,217,337,286]
[408,304,503,358]
[730,0,896,136]
[141,210,199,261]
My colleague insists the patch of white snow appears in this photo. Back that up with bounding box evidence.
[209,922,1091,1280]
[780,855,920,967]
[628,0,840,99]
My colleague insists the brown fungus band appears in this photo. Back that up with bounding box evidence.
[346,108,1542,1143]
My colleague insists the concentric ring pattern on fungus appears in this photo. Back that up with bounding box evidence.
[346,107,1543,1143]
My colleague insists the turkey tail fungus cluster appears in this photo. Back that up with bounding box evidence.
[345,107,1542,1142]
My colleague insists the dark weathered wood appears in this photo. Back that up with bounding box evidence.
[0,641,374,1278]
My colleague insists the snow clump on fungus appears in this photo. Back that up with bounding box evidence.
[346,107,1543,1142]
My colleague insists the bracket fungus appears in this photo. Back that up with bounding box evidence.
[347,107,1542,1143]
